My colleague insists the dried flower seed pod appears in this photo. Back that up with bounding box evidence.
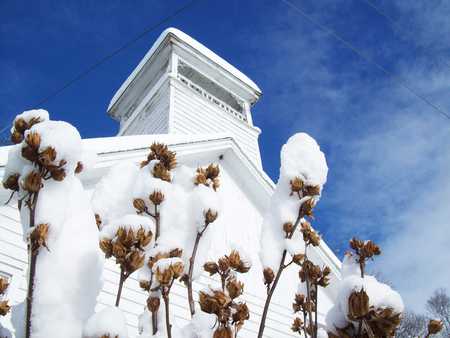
[139,280,150,292]
[0,300,10,316]
[348,289,369,320]
[204,209,218,224]
[428,319,444,335]
[11,130,23,144]
[290,177,304,194]
[169,248,183,258]
[95,214,102,228]
[0,277,9,295]
[3,173,20,191]
[204,262,219,276]
[25,131,41,149]
[75,161,83,174]
[147,296,160,313]
[218,257,230,273]
[38,147,57,167]
[213,326,232,338]
[133,198,147,213]
[226,278,244,299]
[14,118,27,133]
[291,317,303,333]
[30,223,49,253]
[50,168,66,181]
[99,239,113,257]
[149,190,165,205]
[263,267,274,286]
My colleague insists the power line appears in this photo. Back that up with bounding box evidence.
[360,0,450,69]
[280,0,450,121]
[33,0,202,108]
[0,0,203,144]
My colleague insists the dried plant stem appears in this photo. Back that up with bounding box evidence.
[115,269,127,307]
[162,281,174,338]
[154,205,160,241]
[314,286,318,338]
[257,209,304,338]
[304,246,315,338]
[152,310,158,335]
[25,191,39,338]
[187,226,207,316]
[257,249,287,338]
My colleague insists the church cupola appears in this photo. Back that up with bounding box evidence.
[107,28,262,168]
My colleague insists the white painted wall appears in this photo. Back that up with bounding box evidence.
[0,146,336,338]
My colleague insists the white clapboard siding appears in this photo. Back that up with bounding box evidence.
[171,80,262,168]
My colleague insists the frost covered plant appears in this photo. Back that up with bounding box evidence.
[135,142,176,239]
[291,222,331,338]
[3,110,103,338]
[325,239,403,338]
[143,249,184,338]
[0,277,10,317]
[258,133,328,338]
[183,163,221,316]
[99,215,153,306]
[199,250,251,338]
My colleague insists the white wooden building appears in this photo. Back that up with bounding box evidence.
[0,28,341,338]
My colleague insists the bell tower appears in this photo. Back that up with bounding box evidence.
[107,28,263,168]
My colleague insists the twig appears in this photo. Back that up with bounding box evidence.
[115,269,127,306]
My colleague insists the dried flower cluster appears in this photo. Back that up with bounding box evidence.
[145,248,184,338]
[0,277,10,317]
[349,238,381,278]
[292,222,330,338]
[200,250,251,338]
[100,225,152,306]
[10,115,44,144]
[327,239,401,338]
[141,143,177,182]
[195,164,220,191]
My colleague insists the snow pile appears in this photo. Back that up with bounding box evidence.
[83,306,128,338]
[325,255,404,334]
[100,214,155,242]
[13,109,49,126]
[260,133,328,272]
[2,110,104,338]
[92,161,140,226]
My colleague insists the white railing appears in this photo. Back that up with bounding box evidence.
[177,74,248,122]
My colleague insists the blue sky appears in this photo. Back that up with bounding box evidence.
[1,0,449,310]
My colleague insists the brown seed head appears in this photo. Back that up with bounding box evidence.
[21,145,38,162]
[0,300,10,316]
[14,118,27,133]
[263,267,274,286]
[218,257,230,273]
[133,198,147,213]
[25,131,41,150]
[290,177,304,194]
[99,239,113,258]
[204,262,219,276]
[3,173,20,191]
[0,277,9,295]
[213,326,232,338]
[156,266,173,285]
[428,319,444,335]
[283,222,294,237]
[30,223,50,253]
[95,214,102,229]
[170,261,185,279]
[38,147,57,167]
[304,185,321,197]
[147,296,160,313]
[11,130,23,144]
[75,161,83,174]
[50,168,66,181]
[169,248,183,258]
[205,209,218,224]
[152,162,171,182]
[348,289,369,320]
[291,317,303,333]
[226,278,244,299]
[149,190,165,205]
[139,280,150,292]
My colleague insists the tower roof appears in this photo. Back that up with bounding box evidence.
[108,27,261,112]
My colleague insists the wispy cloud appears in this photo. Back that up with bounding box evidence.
[246,0,450,310]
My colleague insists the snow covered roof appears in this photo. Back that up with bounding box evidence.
[108,27,261,111]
